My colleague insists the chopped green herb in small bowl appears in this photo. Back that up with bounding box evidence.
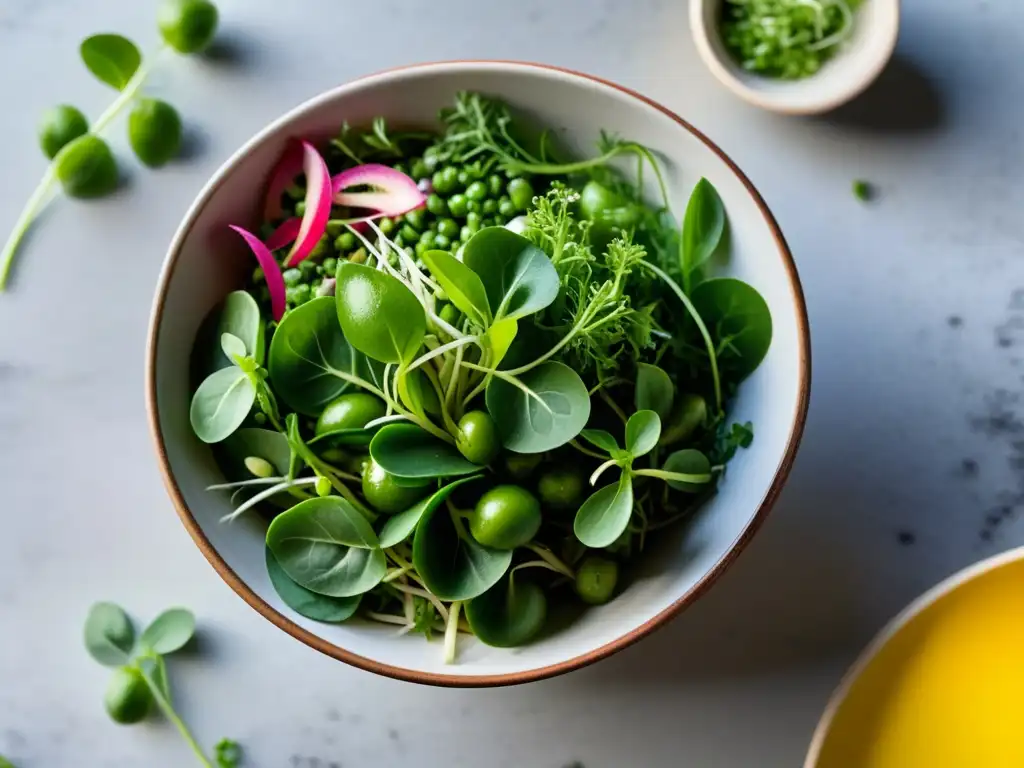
[147,62,810,686]
[690,0,900,114]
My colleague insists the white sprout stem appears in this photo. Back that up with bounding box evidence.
[388,583,450,622]
[632,468,713,484]
[220,478,318,522]
[363,413,412,430]
[524,544,576,579]
[403,592,415,624]
[445,343,464,414]
[206,476,285,491]
[405,334,480,375]
[382,565,413,584]
[444,602,462,665]
[589,459,619,487]
[367,611,414,628]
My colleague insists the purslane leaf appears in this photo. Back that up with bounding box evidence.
[80,34,142,91]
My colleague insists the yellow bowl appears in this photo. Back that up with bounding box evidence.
[806,547,1024,768]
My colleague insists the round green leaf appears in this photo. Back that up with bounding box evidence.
[335,262,425,365]
[217,428,291,478]
[485,362,591,454]
[486,318,518,368]
[369,423,481,479]
[266,497,385,597]
[220,332,246,361]
[662,449,712,492]
[579,429,620,454]
[413,503,512,602]
[691,278,772,381]
[625,410,661,457]
[378,476,482,549]
[84,602,135,667]
[80,34,141,90]
[462,227,559,322]
[574,475,634,548]
[193,291,265,380]
[635,363,674,420]
[420,249,491,327]
[265,547,360,622]
[189,366,255,444]
[268,296,356,416]
[465,574,547,647]
[139,608,195,655]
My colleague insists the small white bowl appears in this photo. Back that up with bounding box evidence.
[146,61,811,686]
[691,0,900,114]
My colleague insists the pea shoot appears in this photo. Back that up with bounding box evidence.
[190,92,773,664]
[83,603,240,767]
[721,0,860,80]
[0,0,219,290]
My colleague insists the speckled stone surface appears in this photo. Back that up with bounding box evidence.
[1,0,1023,765]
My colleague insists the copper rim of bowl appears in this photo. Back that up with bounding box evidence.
[145,60,812,688]
[803,544,1024,766]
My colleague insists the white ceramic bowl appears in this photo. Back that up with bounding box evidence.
[690,0,900,114]
[146,61,811,686]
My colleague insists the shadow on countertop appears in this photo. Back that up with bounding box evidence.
[816,54,946,134]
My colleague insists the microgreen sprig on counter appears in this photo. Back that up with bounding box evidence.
[83,602,241,767]
[0,0,220,290]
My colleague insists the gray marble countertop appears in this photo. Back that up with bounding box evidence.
[2,0,1022,765]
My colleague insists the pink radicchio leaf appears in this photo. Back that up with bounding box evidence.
[262,141,304,222]
[283,142,332,268]
[264,217,301,251]
[230,225,286,322]
[331,163,425,217]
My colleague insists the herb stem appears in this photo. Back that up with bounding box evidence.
[139,662,214,768]
[642,261,723,413]
[568,439,609,461]
[443,601,462,664]
[524,543,576,579]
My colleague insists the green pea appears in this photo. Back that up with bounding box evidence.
[299,258,318,276]
[362,458,430,514]
[460,225,474,242]
[283,268,302,286]
[487,174,504,197]
[433,233,451,250]
[426,194,448,216]
[405,208,426,230]
[448,193,469,218]
[410,159,429,180]
[432,167,459,195]
[505,453,541,481]
[508,178,534,211]
[417,229,435,245]
[54,135,118,199]
[157,0,219,54]
[483,199,499,215]
[465,181,488,201]
[251,267,265,284]
[465,211,482,230]
[438,302,461,326]
[294,200,306,217]
[466,199,482,214]
[335,232,357,252]
[379,217,395,235]
[349,247,367,264]
[482,217,499,228]
[469,485,542,550]
[456,411,501,465]
[322,257,338,275]
[316,392,386,435]
[437,218,460,239]
[498,198,517,218]
[38,104,89,160]
[575,555,619,605]
[414,240,429,257]
[397,224,417,244]
[104,666,152,724]
[422,147,440,172]
[127,98,182,168]
[457,170,470,186]
[287,284,311,305]
[393,235,405,249]
[538,469,584,511]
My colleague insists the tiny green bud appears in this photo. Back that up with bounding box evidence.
[315,476,332,497]
[244,456,275,478]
